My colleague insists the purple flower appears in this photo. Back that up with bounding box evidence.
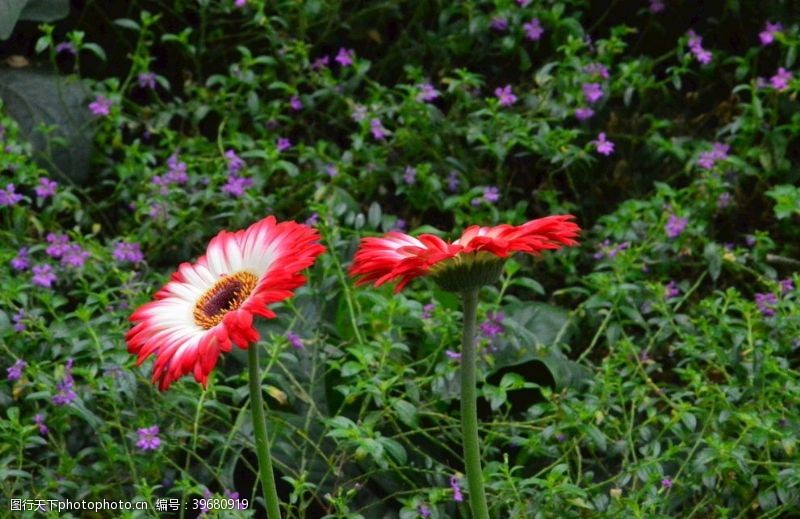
[113,241,144,263]
[304,212,319,226]
[446,171,460,192]
[403,166,417,185]
[391,219,407,232]
[593,132,615,155]
[335,48,355,67]
[289,95,303,111]
[770,67,792,91]
[224,490,245,509]
[517,0,531,5]
[325,164,339,177]
[52,359,76,406]
[352,104,368,122]
[483,186,500,203]
[46,233,70,258]
[138,72,157,90]
[755,292,778,316]
[584,63,609,79]
[89,95,112,117]
[165,153,188,184]
[445,350,461,361]
[697,142,729,169]
[311,55,330,70]
[661,478,673,489]
[55,42,76,55]
[575,107,595,121]
[523,18,544,41]
[60,244,89,268]
[32,264,57,288]
[136,425,161,451]
[370,118,389,140]
[235,0,247,7]
[450,475,464,502]
[221,175,253,197]
[416,82,440,102]
[649,0,665,13]
[418,504,431,517]
[224,149,246,175]
[594,240,630,260]
[716,192,732,209]
[759,22,782,46]
[687,30,712,64]
[0,183,23,206]
[665,280,680,299]
[11,247,29,271]
[34,414,48,435]
[494,85,518,106]
[582,82,604,104]
[779,278,794,294]
[7,359,26,381]
[490,16,508,31]
[35,177,58,198]
[421,303,435,320]
[665,214,688,239]
[276,137,292,151]
[480,311,505,339]
[12,310,26,332]
[286,331,304,349]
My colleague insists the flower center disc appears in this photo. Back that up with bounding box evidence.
[193,271,258,329]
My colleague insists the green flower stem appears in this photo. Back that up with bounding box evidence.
[460,288,490,519]
[248,343,282,519]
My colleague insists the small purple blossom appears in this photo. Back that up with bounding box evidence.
[584,63,609,79]
[34,414,48,435]
[687,30,712,64]
[490,16,508,31]
[716,192,732,209]
[665,214,688,239]
[335,48,355,67]
[35,177,58,199]
[7,359,26,381]
[418,504,431,517]
[12,310,26,332]
[582,82,604,104]
[661,478,673,489]
[165,153,189,184]
[89,95,112,117]
[311,55,330,71]
[11,247,29,271]
[46,233,70,258]
[304,212,319,226]
[445,350,461,361]
[224,490,245,509]
[52,359,76,406]
[593,240,630,260]
[235,0,247,7]
[759,22,782,46]
[60,244,89,268]
[113,241,144,263]
[225,149,246,175]
[416,82,440,102]
[136,425,161,451]
[517,0,531,5]
[770,67,792,91]
[523,18,544,41]
[391,219,407,232]
[575,107,595,121]
[446,171,460,192]
[370,118,389,140]
[286,331,304,349]
[138,72,157,90]
[403,166,417,185]
[665,280,680,299]
[221,175,253,197]
[494,85,518,106]
[779,278,794,294]
[483,186,500,203]
[421,303,435,320]
[745,235,757,247]
[289,95,303,111]
[277,137,292,151]
[697,142,729,169]
[649,0,665,13]
[55,42,76,55]
[594,133,615,155]
[32,264,57,288]
[352,104,367,122]
[450,475,463,502]
[0,184,23,206]
[755,292,778,317]
[480,311,505,339]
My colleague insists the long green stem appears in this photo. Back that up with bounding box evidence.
[248,344,282,519]
[460,289,490,519]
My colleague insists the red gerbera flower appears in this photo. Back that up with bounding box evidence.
[126,216,325,390]
[350,215,580,292]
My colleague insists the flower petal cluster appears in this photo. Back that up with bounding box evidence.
[350,216,580,292]
[126,216,324,390]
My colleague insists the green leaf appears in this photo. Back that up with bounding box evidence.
[18,0,68,21]
[704,242,722,281]
[0,0,27,40]
[392,399,418,427]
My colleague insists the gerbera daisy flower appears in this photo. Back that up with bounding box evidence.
[126,216,324,390]
[350,215,580,292]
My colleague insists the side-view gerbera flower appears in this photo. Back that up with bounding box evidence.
[126,215,324,390]
[349,215,580,519]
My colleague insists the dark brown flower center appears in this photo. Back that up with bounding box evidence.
[193,271,258,329]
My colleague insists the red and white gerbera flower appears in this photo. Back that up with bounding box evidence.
[350,215,580,292]
[126,216,325,390]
